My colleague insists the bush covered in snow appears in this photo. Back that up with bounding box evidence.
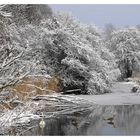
[0,5,32,92]
[108,27,140,79]
[0,5,120,95]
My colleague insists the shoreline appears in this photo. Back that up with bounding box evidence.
[75,81,140,105]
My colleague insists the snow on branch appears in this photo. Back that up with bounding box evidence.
[0,52,23,70]
[0,4,12,17]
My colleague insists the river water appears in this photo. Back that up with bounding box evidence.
[23,104,140,136]
[9,82,140,135]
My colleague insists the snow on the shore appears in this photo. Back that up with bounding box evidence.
[76,81,140,105]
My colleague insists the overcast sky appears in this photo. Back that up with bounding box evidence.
[50,4,140,28]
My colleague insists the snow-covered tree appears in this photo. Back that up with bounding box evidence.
[2,4,53,25]
[38,12,120,94]
[108,27,140,78]
[0,5,31,92]
[0,5,120,96]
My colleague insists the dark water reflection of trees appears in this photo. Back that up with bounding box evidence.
[21,104,140,135]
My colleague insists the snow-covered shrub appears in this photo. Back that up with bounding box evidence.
[108,27,140,78]
[2,4,53,25]
[0,5,34,93]
[0,5,120,95]
[88,71,110,94]
[40,12,119,94]
[15,10,120,94]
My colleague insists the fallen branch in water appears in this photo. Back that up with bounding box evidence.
[0,94,93,135]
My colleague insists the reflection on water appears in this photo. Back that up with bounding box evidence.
[24,105,140,136]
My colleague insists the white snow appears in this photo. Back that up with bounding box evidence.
[76,81,140,105]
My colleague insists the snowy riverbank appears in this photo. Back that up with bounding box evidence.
[76,81,140,105]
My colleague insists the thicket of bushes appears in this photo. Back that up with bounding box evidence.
[0,4,121,95]
[108,28,140,79]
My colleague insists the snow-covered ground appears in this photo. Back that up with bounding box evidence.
[76,81,140,105]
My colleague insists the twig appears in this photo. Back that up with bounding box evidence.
[0,52,23,70]
[0,71,30,90]
[58,89,81,94]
